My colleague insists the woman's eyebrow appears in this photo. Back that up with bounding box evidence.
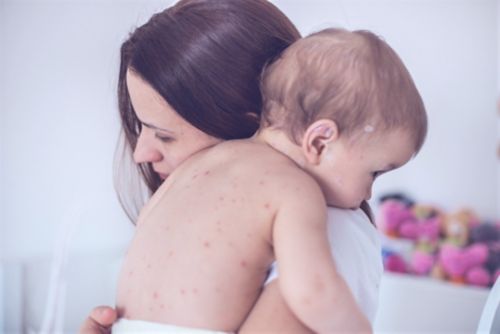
[141,121,174,134]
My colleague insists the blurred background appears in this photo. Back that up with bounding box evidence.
[1,0,499,332]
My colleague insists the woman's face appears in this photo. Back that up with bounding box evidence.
[126,69,222,180]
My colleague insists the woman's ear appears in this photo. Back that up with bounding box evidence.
[301,119,339,165]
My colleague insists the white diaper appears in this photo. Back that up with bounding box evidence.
[112,319,232,334]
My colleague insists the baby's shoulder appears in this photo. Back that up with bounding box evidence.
[206,140,325,202]
[262,160,325,209]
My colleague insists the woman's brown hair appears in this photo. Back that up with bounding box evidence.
[115,0,300,220]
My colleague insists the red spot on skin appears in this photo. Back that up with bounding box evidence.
[240,260,248,268]
[246,233,252,238]
[219,196,225,201]
[128,270,134,277]
[164,226,170,231]
[231,199,237,204]
[147,264,152,270]
[204,241,211,248]
[264,203,270,209]
[149,307,153,312]
[180,289,186,295]
[228,242,234,248]
[215,287,222,293]
[192,288,198,294]
[204,170,210,176]
[259,180,265,186]
[153,292,159,299]
[216,220,221,225]
[217,228,223,233]
[160,304,165,309]
[192,173,198,180]
[168,251,174,257]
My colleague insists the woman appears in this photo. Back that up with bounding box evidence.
[80,0,381,332]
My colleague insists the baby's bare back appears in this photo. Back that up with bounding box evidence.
[116,140,299,331]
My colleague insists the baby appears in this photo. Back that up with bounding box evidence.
[114,28,427,333]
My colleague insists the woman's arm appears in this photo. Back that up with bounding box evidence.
[239,280,313,334]
[79,306,117,334]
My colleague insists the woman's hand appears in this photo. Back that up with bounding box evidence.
[79,306,117,334]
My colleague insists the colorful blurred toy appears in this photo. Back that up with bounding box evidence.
[442,209,479,247]
[470,223,500,244]
[383,251,408,274]
[411,250,436,276]
[377,198,414,238]
[437,243,490,286]
[377,193,499,288]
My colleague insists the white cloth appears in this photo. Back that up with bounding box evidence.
[112,319,232,334]
[265,206,383,323]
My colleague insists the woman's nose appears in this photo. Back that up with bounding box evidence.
[133,130,163,164]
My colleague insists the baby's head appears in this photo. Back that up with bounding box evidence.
[260,28,427,209]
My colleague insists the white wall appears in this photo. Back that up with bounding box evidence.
[1,0,7,259]
[0,1,164,261]
[497,0,500,219]
[1,0,498,257]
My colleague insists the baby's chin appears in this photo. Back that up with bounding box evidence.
[325,201,361,211]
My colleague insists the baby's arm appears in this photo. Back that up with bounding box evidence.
[273,179,371,333]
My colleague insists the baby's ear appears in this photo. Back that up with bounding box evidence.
[301,119,339,165]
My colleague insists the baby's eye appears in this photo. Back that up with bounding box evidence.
[155,133,174,143]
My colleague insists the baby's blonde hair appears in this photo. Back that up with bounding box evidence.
[260,28,427,152]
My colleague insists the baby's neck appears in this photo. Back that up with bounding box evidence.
[252,127,306,168]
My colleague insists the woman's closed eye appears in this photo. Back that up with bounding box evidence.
[138,120,175,143]
[155,133,174,143]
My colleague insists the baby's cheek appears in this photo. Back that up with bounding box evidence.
[332,176,345,188]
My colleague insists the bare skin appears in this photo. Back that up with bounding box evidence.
[115,138,369,333]
[79,286,314,334]
[239,280,313,334]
